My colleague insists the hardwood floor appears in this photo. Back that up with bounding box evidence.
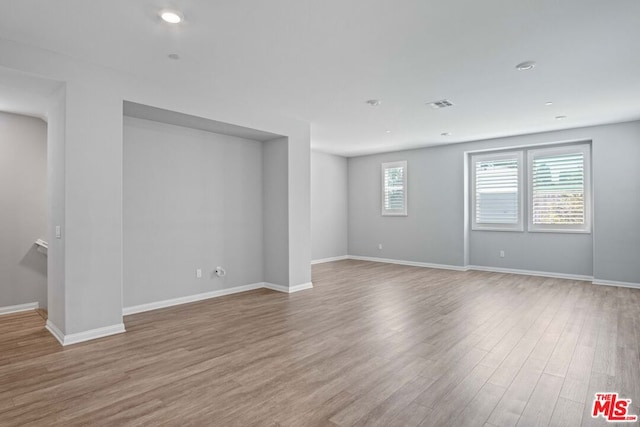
[1,260,639,426]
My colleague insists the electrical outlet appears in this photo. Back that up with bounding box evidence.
[196,268,202,278]
[378,243,383,250]
[500,250,505,258]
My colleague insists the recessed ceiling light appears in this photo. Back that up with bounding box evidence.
[516,61,536,71]
[168,53,180,60]
[366,99,381,106]
[555,115,567,120]
[160,10,183,24]
[385,130,392,134]
[441,132,451,136]
[545,101,553,106]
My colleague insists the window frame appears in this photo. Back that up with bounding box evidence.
[527,143,591,233]
[471,151,524,232]
[381,160,408,216]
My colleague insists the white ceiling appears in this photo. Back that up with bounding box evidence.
[0,0,639,156]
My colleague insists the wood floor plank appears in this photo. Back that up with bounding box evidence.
[0,260,638,426]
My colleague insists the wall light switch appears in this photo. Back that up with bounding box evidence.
[55,226,62,239]
[500,250,505,258]
[378,243,383,250]
[196,269,202,279]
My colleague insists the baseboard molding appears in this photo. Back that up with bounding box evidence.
[592,279,640,289]
[467,265,593,282]
[264,282,314,293]
[0,302,39,316]
[46,320,126,346]
[311,255,349,265]
[320,256,640,290]
[45,320,65,345]
[123,282,265,315]
[348,255,467,272]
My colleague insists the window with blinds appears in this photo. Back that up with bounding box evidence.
[381,161,407,216]
[528,144,591,232]
[471,152,523,230]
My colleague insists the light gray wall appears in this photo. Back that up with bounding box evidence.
[349,146,464,266]
[123,117,264,307]
[62,83,124,334]
[311,151,348,260]
[263,138,289,287]
[592,122,640,283]
[469,232,592,276]
[46,87,66,329]
[348,121,640,283]
[287,131,312,287]
[0,111,47,309]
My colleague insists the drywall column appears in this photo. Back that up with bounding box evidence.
[46,86,66,330]
[311,151,348,261]
[592,121,640,284]
[61,81,124,335]
[263,134,312,290]
[263,138,289,287]
[287,131,312,288]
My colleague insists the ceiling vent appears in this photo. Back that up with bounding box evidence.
[427,99,454,109]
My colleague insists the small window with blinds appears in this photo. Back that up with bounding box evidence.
[381,161,407,216]
[528,144,591,232]
[471,151,523,231]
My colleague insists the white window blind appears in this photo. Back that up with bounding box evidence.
[381,161,407,216]
[472,152,523,230]
[528,144,591,232]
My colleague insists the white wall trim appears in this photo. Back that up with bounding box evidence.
[45,320,65,345]
[592,279,640,289]
[467,265,593,281]
[311,255,349,265]
[123,282,265,316]
[0,302,39,316]
[263,282,290,293]
[314,256,640,289]
[46,320,126,346]
[348,255,467,271]
[290,282,314,293]
[264,282,314,293]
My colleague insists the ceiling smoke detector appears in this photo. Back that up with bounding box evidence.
[366,99,381,106]
[516,61,536,71]
[427,99,454,109]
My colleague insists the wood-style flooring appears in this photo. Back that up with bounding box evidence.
[1,260,639,426]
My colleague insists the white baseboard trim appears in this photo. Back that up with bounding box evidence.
[592,279,640,289]
[0,302,39,316]
[467,265,593,282]
[46,320,126,346]
[348,255,467,272]
[311,255,349,265]
[264,282,314,293]
[123,282,265,316]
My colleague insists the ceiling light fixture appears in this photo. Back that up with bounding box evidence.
[366,99,381,106]
[385,130,392,134]
[516,61,536,71]
[427,99,454,109]
[168,53,180,60]
[555,115,567,120]
[160,10,183,24]
[441,132,451,136]
[545,101,553,106]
